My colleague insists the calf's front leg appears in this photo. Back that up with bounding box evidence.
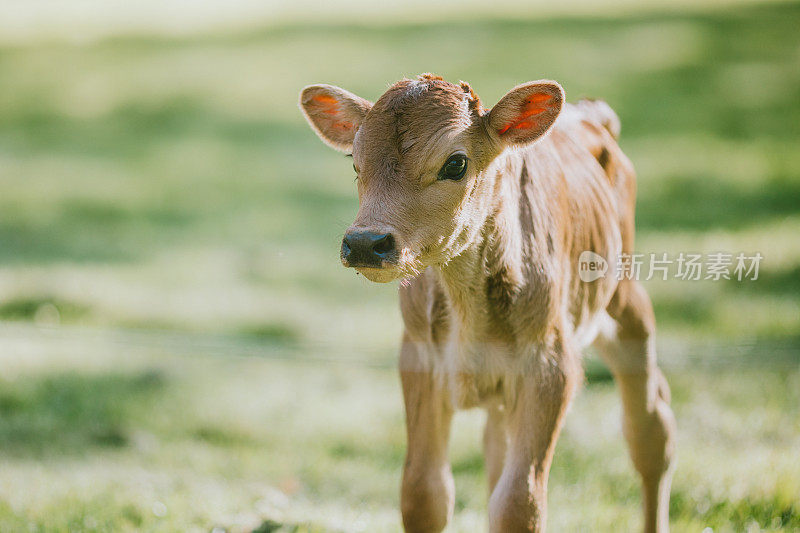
[489,355,579,532]
[399,333,454,533]
[483,401,508,494]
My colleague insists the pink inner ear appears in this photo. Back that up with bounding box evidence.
[497,93,553,135]
[311,94,353,131]
[312,94,338,105]
[312,94,340,116]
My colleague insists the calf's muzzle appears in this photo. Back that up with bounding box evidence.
[341,231,396,268]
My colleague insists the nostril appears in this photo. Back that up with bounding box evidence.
[341,237,352,258]
[372,233,395,255]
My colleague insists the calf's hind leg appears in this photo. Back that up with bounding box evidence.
[399,333,454,533]
[595,281,677,533]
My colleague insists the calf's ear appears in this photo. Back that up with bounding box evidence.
[486,80,564,147]
[299,84,373,152]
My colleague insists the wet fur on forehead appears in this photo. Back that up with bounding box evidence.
[354,75,483,174]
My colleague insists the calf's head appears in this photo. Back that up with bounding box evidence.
[299,74,563,282]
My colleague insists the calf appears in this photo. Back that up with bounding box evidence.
[299,74,676,533]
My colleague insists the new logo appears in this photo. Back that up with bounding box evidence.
[578,251,608,282]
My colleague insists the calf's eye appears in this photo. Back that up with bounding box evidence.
[438,154,468,181]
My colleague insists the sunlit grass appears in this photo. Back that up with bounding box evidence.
[0,327,797,531]
[1,4,799,344]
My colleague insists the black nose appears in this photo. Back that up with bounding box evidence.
[341,231,396,267]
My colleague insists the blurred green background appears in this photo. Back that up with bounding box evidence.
[0,0,798,531]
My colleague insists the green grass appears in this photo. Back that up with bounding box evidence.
[1,3,799,342]
[0,330,797,531]
[0,1,798,531]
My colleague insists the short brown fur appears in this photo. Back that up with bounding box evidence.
[299,75,676,532]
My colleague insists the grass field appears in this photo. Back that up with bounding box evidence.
[0,1,799,531]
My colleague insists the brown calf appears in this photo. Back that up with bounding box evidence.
[299,74,676,533]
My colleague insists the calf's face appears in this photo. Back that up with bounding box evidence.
[299,75,563,282]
